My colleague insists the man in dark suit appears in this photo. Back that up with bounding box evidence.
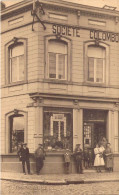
[34,144,45,175]
[18,143,31,175]
[74,144,83,174]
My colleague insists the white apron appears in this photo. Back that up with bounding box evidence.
[94,147,105,166]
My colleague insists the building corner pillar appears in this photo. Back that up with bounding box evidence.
[34,106,43,150]
[113,110,119,153]
[107,109,119,153]
[73,108,83,151]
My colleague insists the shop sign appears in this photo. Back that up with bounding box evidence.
[53,114,64,120]
[52,24,80,37]
[90,30,119,43]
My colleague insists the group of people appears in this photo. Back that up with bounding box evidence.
[64,143,113,174]
[18,143,45,175]
[94,143,113,173]
[64,144,83,174]
[18,142,113,175]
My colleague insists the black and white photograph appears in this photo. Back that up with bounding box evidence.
[0,0,119,194]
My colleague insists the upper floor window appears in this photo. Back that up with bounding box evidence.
[45,36,71,81]
[87,46,105,83]
[5,37,27,85]
[84,41,109,85]
[48,40,68,80]
[9,43,24,83]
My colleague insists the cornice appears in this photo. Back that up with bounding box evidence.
[1,0,119,21]
[29,92,119,103]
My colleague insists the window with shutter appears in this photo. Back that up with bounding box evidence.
[9,43,24,83]
[48,40,67,80]
[87,46,105,83]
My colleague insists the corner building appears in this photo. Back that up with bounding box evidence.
[1,0,119,173]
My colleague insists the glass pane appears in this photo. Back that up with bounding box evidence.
[88,57,94,82]
[19,55,24,81]
[84,125,92,148]
[11,116,24,153]
[49,53,56,78]
[53,121,59,139]
[11,57,17,82]
[48,40,67,54]
[58,54,65,79]
[60,121,64,139]
[96,59,103,82]
[88,46,105,58]
[12,44,24,57]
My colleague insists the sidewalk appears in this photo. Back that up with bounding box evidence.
[1,171,119,185]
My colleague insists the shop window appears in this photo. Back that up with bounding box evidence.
[5,38,27,85]
[44,108,73,151]
[48,40,67,80]
[87,46,105,83]
[10,115,24,153]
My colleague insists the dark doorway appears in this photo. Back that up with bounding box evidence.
[83,109,107,168]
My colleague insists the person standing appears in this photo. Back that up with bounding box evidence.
[64,149,71,174]
[104,143,113,172]
[84,148,90,169]
[34,144,45,175]
[18,143,31,175]
[94,144,105,173]
[74,144,83,174]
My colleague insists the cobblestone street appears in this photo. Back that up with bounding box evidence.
[1,180,119,195]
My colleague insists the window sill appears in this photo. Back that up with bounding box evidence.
[2,80,28,88]
[83,82,107,88]
[43,79,71,85]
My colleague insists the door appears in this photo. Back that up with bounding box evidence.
[84,122,94,149]
[83,122,106,168]
[84,122,106,149]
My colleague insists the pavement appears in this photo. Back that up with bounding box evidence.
[1,170,119,185]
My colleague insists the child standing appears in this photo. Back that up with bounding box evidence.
[64,149,71,174]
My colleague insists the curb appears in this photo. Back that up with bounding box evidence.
[1,178,67,185]
[84,179,119,184]
[1,178,119,185]
[1,178,84,185]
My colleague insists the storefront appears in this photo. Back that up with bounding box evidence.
[1,0,119,173]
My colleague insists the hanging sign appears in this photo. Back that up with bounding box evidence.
[90,30,119,43]
[52,24,80,37]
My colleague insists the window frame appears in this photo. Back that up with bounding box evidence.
[88,56,105,83]
[84,41,109,86]
[43,107,73,151]
[5,110,28,154]
[5,38,27,85]
[48,52,67,80]
[45,35,71,82]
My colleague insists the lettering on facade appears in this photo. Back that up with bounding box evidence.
[90,30,119,43]
[52,24,80,37]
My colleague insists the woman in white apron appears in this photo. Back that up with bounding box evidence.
[94,144,105,173]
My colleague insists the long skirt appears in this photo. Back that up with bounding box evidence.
[105,156,113,168]
[94,154,105,166]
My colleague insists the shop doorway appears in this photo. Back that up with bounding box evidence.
[83,109,107,169]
